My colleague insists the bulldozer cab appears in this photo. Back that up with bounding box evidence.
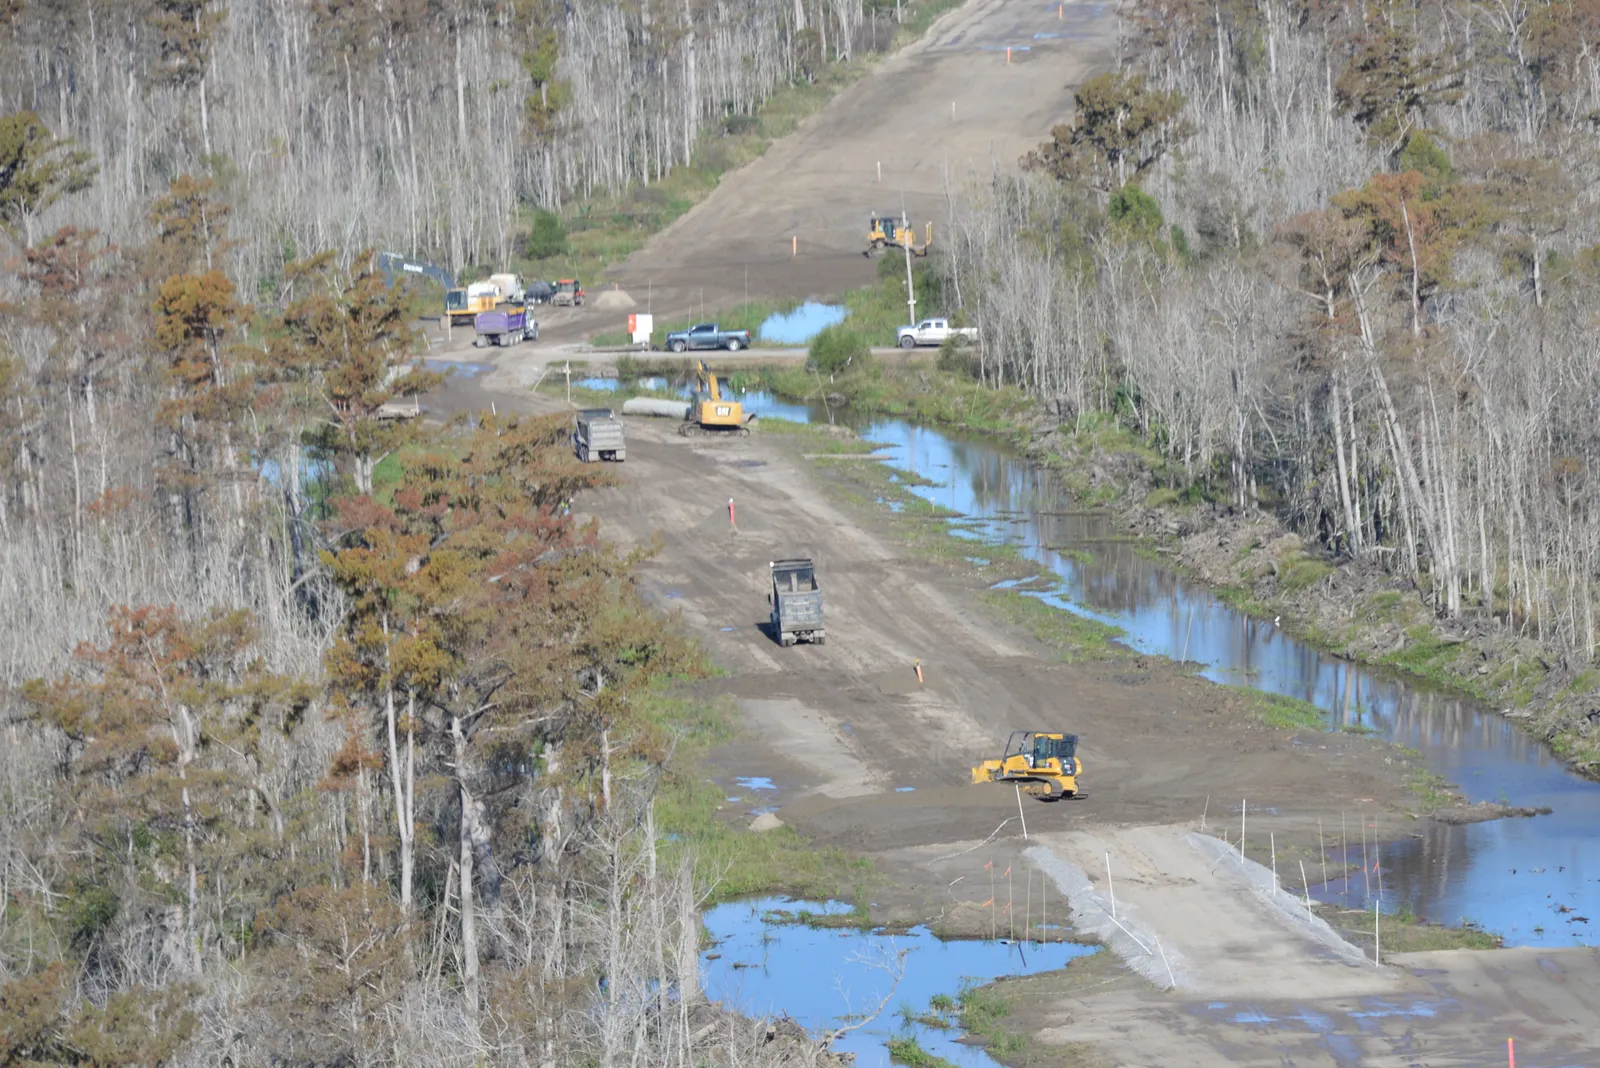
[866,214,932,256]
[1003,731,1077,767]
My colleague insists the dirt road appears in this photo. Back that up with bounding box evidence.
[411,0,1600,1059]
[506,404,1599,1065]
[539,0,1117,343]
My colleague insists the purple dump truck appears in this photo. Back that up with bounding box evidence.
[473,305,539,347]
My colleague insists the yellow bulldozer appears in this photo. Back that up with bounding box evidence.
[680,359,753,438]
[865,214,933,257]
[971,731,1082,800]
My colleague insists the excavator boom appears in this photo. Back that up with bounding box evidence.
[680,359,749,437]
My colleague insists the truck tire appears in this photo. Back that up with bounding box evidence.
[815,634,826,645]
[780,633,794,648]
[726,337,743,352]
[669,339,686,353]
[898,335,916,349]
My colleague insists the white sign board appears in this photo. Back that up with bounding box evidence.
[628,313,654,345]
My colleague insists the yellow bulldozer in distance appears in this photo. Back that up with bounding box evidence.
[971,731,1082,800]
[865,214,933,257]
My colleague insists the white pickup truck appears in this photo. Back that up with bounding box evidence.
[896,318,978,349]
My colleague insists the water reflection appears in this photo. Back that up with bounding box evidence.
[584,377,1598,946]
[851,417,1600,949]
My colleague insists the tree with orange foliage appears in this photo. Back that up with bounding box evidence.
[1332,170,1469,337]
[24,605,308,978]
[0,962,196,1068]
[321,412,697,1014]
[271,250,439,495]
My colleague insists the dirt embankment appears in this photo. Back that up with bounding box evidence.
[1018,411,1600,783]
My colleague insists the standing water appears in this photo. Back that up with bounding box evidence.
[701,898,1095,1068]
[853,417,1599,948]
[757,302,848,345]
[585,380,1600,946]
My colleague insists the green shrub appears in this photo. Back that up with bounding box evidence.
[808,324,870,374]
[935,336,977,377]
[1109,183,1163,238]
[524,210,568,259]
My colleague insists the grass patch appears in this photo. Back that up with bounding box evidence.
[1278,552,1333,592]
[1403,764,1459,812]
[1377,627,1474,691]
[956,983,1030,1060]
[1316,903,1502,954]
[763,896,875,931]
[757,358,1032,436]
[1563,668,1600,697]
[957,983,1011,1033]
[532,378,621,410]
[647,689,872,902]
[1143,486,1182,508]
[981,590,1126,663]
[756,416,880,454]
[896,1001,956,1031]
[1361,590,1408,621]
[1222,686,1327,730]
[886,1037,958,1068]
[1215,584,1271,616]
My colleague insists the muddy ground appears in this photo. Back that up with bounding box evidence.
[411,0,1600,1059]
[522,0,1117,346]
[432,353,1600,1062]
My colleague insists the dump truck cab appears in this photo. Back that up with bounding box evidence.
[971,731,1081,800]
[769,557,824,647]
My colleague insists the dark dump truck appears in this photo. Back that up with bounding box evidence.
[768,558,824,647]
[573,408,625,462]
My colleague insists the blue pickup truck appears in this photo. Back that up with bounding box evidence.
[664,323,752,353]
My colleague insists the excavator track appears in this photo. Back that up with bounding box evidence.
[677,423,750,438]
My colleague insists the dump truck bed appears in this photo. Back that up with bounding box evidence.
[770,557,824,646]
[574,408,625,462]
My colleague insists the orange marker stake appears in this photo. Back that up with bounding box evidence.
[728,498,736,527]
[1508,1038,1515,1068]
[792,235,797,256]
[915,659,924,684]
[1007,45,1012,63]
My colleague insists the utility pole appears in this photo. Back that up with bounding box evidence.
[901,209,917,327]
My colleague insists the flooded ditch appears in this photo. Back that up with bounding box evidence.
[591,377,1600,947]
[701,898,1096,1068]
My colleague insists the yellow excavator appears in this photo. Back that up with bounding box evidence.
[865,214,933,257]
[680,359,754,437]
[971,731,1082,800]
